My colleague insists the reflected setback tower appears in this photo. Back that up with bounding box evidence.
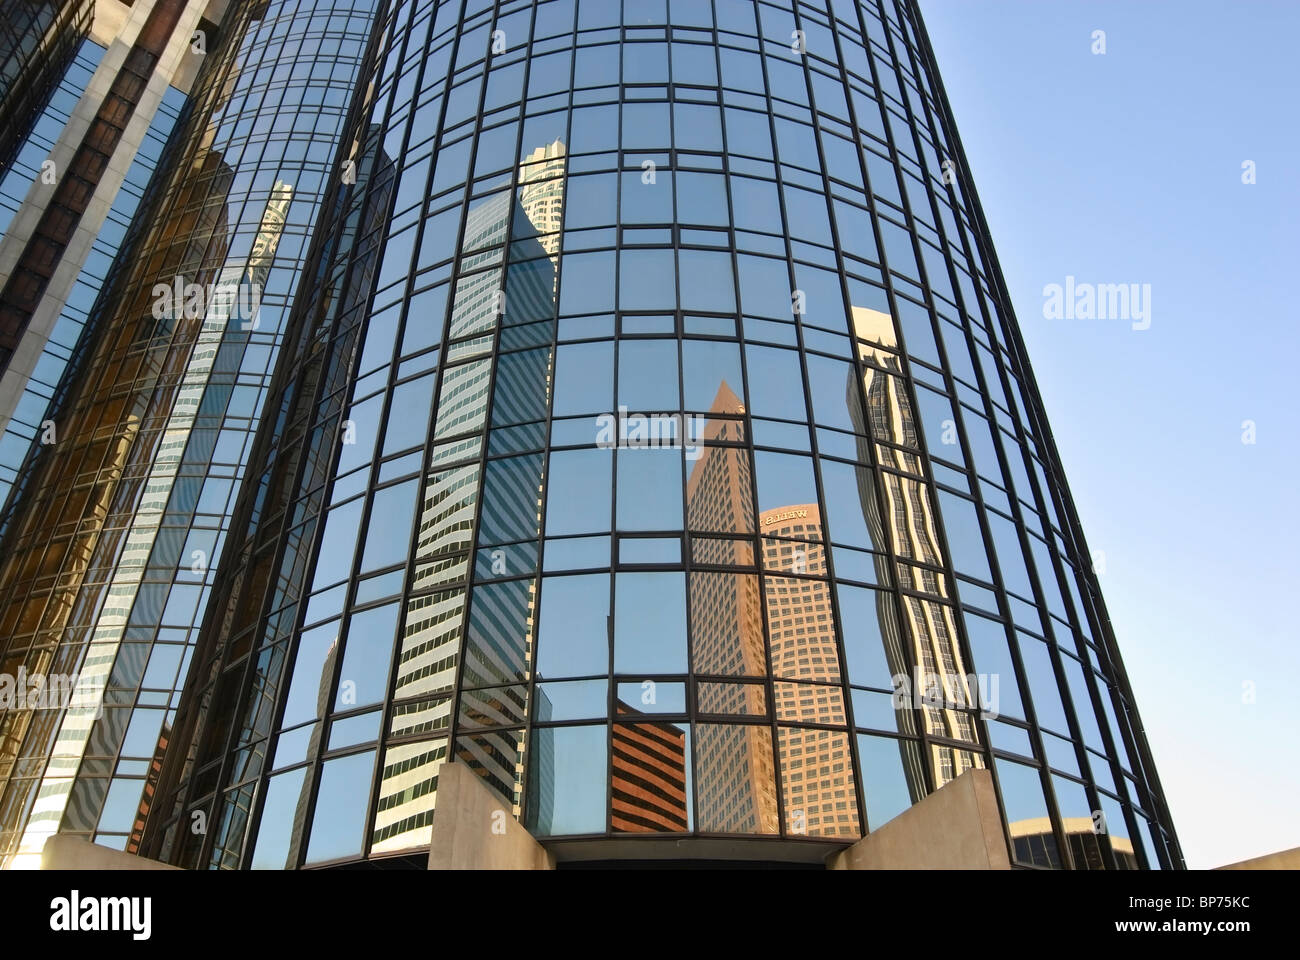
[127,0,1179,869]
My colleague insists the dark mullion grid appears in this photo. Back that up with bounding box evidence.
[440,0,550,830]
[868,0,1069,866]
[866,0,1075,868]
[368,0,517,833]
[705,16,791,842]
[662,26,705,841]
[746,7,867,843]
[784,0,878,840]
[505,0,584,840]
[138,0,351,864]
[297,5,465,858]
[813,0,985,831]
[838,0,999,817]
[362,0,503,837]
[236,0,422,871]
[899,0,1181,868]
[783,0,892,839]
[156,0,401,869]
[603,12,625,837]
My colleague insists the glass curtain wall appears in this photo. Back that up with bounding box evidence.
[142,0,1182,870]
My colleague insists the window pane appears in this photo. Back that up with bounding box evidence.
[537,573,610,678]
[306,751,376,865]
[546,448,612,535]
[695,723,779,833]
[858,733,923,830]
[527,725,607,835]
[615,571,688,673]
[617,446,683,530]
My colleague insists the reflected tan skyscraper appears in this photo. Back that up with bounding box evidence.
[760,505,859,839]
[852,306,983,791]
[687,381,780,835]
[611,701,688,833]
[686,383,858,838]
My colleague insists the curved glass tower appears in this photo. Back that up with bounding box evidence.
[138,0,1182,869]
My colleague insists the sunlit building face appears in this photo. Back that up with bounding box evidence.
[0,0,1180,871]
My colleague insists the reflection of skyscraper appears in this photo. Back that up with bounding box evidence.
[760,506,859,839]
[0,0,94,177]
[411,141,565,825]
[687,382,780,835]
[851,306,982,794]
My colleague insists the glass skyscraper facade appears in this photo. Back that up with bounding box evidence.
[0,0,379,868]
[0,0,1183,871]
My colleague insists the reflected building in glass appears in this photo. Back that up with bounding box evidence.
[0,0,1180,870]
[0,0,381,868]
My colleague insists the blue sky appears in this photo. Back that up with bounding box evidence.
[920,0,1300,868]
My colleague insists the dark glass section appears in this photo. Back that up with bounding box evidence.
[0,0,379,868]
[0,0,186,372]
[0,0,94,177]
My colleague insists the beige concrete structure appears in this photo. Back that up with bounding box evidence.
[40,834,179,870]
[1215,846,1300,870]
[427,762,555,870]
[826,768,1011,870]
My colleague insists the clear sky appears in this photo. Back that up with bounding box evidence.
[919,0,1300,869]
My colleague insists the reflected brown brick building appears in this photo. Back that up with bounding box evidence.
[611,701,688,834]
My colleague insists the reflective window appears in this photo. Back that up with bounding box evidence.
[335,603,400,710]
[527,725,607,836]
[537,574,610,678]
[858,733,922,830]
[615,571,688,673]
[546,449,612,535]
[306,751,376,865]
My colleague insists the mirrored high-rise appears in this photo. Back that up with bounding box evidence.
[1,0,1181,870]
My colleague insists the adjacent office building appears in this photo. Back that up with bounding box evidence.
[0,0,380,868]
[0,0,1183,870]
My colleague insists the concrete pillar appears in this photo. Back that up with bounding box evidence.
[427,762,555,870]
[41,835,180,870]
[827,768,1011,870]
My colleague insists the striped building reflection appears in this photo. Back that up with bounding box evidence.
[851,305,984,792]
[611,701,689,833]
[371,140,564,852]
